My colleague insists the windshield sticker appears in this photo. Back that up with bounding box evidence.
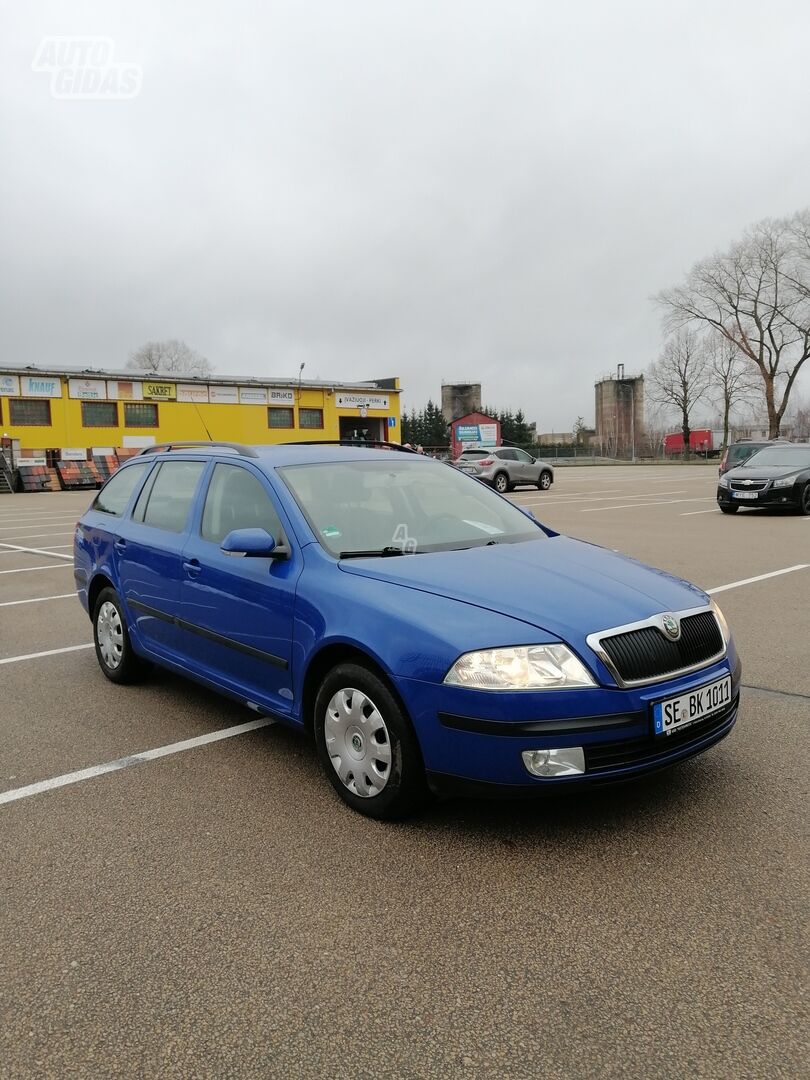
[321,526,342,538]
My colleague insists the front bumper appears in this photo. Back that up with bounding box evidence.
[717,485,802,509]
[394,647,741,794]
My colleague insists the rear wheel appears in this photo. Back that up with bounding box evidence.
[493,472,509,494]
[719,504,739,515]
[537,471,552,491]
[314,663,430,819]
[93,587,149,684]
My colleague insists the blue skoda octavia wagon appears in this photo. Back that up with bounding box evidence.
[74,441,740,818]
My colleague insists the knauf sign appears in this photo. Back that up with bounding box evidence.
[21,376,62,398]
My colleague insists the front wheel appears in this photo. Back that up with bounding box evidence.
[314,663,430,819]
[719,504,739,515]
[537,471,552,490]
[93,587,149,684]
[493,472,509,494]
[800,484,810,515]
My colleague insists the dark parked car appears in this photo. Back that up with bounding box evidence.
[718,438,791,476]
[717,444,810,514]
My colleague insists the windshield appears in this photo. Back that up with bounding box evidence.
[278,458,544,556]
[743,447,810,469]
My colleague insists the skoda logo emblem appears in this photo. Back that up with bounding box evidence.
[662,614,680,640]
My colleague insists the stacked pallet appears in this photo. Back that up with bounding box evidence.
[56,460,101,490]
[16,465,53,492]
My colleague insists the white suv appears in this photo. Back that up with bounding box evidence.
[455,448,554,493]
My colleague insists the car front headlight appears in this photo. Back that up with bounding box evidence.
[772,476,796,488]
[717,476,730,489]
[444,644,596,690]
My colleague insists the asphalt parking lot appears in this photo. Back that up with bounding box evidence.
[1,465,808,1079]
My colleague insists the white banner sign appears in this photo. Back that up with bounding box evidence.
[61,448,87,460]
[208,385,239,404]
[21,375,62,398]
[91,446,115,456]
[68,378,107,400]
[122,435,155,448]
[239,387,268,405]
[17,457,48,467]
[268,388,295,404]
[336,392,389,410]
[106,380,143,401]
[0,375,20,396]
[177,384,210,403]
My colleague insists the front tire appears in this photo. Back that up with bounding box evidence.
[314,663,429,819]
[537,471,552,491]
[93,587,149,684]
[719,504,739,514]
[800,484,810,516]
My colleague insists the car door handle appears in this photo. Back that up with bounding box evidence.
[114,539,127,553]
[183,558,202,577]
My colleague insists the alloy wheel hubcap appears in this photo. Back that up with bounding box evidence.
[97,601,124,669]
[324,687,392,798]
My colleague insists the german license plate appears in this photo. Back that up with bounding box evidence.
[652,675,732,736]
[733,491,758,500]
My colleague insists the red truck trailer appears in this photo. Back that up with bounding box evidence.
[663,429,724,457]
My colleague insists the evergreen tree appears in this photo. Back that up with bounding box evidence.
[513,409,531,445]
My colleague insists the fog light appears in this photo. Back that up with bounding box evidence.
[522,747,585,778]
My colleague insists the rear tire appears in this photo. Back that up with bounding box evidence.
[314,663,430,820]
[719,504,739,515]
[93,587,149,684]
[493,472,509,494]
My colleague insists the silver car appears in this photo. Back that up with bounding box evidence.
[455,448,554,493]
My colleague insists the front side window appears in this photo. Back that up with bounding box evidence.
[299,408,324,429]
[140,460,206,532]
[279,458,543,556]
[201,463,284,544]
[268,407,294,429]
[515,449,534,462]
[93,461,150,516]
[82,401,118,428]
[124,402,158,428]
[9,399,51,426]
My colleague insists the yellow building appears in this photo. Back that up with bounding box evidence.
[0,367,401,460]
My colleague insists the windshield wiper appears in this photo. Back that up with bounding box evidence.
[339,546,417,559]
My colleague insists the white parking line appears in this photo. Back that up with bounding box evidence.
[0,531,75,543]
[0,593,75,608]
[0,643,93,665]
[0,542,72,560]
[0,718,275,807]
[707,565,810,595]
[0,519,80,532]
[681,509,721,516]
[580,498,715,513]
[0,564,73,575]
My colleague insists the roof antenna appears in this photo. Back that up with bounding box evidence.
[194,402,213,440]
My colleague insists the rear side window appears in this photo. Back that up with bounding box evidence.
[498,449,518,460]
[139,460,206,533]
[93,461,150,516]
[201,463,284,544]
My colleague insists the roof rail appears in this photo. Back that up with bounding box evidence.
[138,441,259,458]
[281,439,418,453]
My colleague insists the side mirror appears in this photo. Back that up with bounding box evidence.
[220,528,287,558]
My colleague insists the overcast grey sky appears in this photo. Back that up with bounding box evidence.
[2,1,809,429]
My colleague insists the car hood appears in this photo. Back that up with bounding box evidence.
[338,536,707,641]
[726,464,805,480]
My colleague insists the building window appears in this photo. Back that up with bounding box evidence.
[299,408,324,429]
[268,407,294,429]
[81,401,118,428]
[124,402,158,427]
[9,399,51,426]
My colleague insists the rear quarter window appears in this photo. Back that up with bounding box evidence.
[92,461,150,516]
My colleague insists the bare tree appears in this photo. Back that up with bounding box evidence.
[657,209,810,437]
[642,403,669,458]
[127,339,212,377]
[705,332,759,449]
[648,330,712,453]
